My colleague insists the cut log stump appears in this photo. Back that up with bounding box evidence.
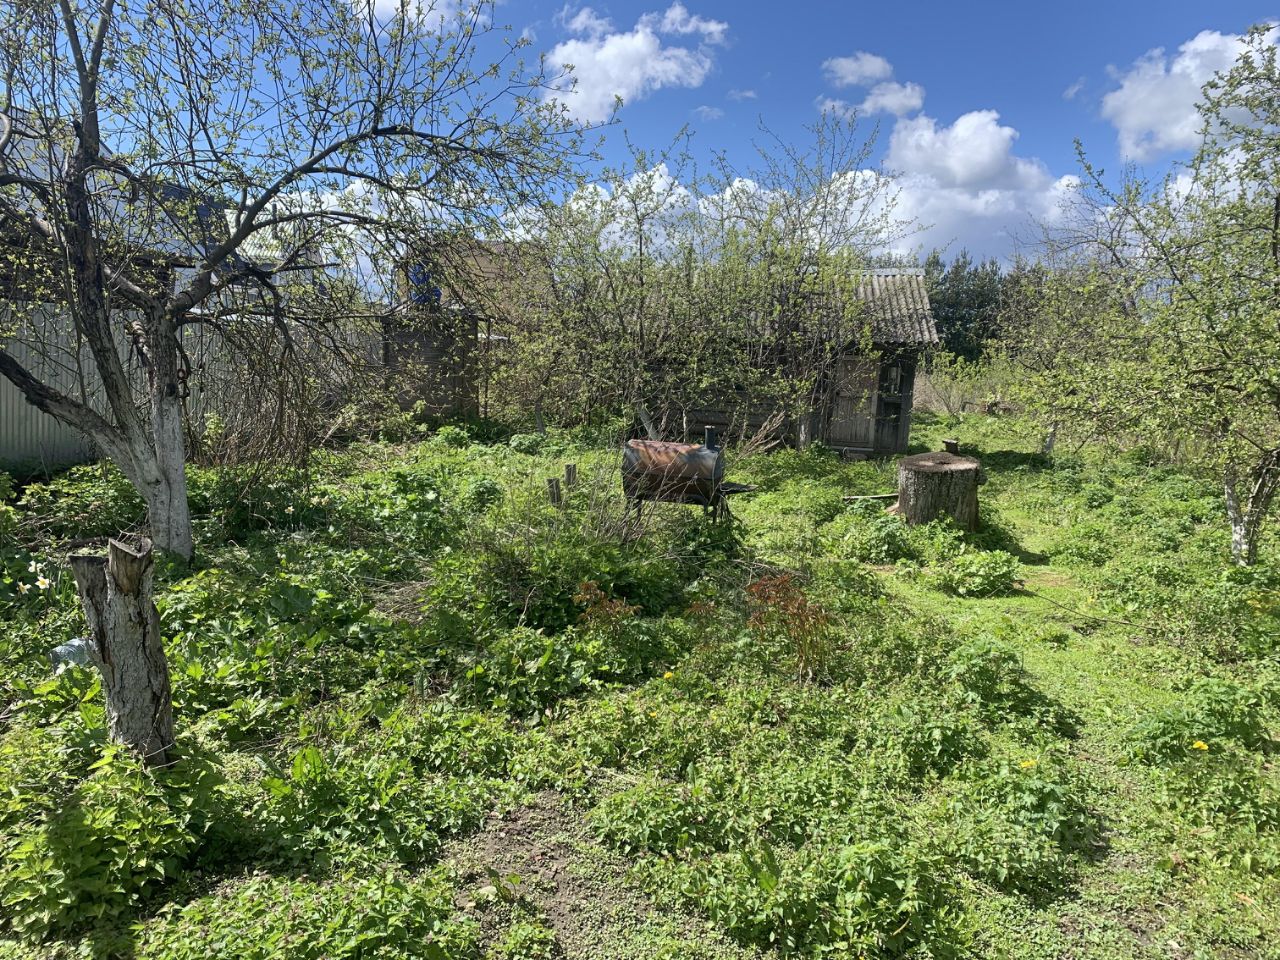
[69,537,174,766]
[897,451,983,531]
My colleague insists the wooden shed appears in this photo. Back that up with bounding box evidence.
[693,269,938,457]
[821,269,938,456]
[384,250,489,417]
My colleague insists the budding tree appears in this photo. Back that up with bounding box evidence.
[485,115,909,444]
[1015,25,1280,564]
[0,0,585,559]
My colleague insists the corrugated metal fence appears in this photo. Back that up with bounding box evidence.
[1,305,99,473]
[1,306,388,474]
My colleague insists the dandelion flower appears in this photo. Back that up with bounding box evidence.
[1191,740,1208,751]
[1019,759,1038,769]
[35,576,51,590]
[663,671,674,680]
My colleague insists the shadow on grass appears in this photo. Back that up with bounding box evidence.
[970,517,1049,566]
[977,449,1057,474]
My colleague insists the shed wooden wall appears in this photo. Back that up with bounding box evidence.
[381,311,478,417]
[682,349,919,456]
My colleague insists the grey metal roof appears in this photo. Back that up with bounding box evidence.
[856,269,939,346]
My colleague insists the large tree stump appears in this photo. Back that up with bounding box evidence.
[896,451,983,531]
[69,537,174,766]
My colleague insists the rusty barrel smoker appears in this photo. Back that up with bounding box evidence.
[621,427,748,520]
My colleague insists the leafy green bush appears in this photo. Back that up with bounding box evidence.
[1049,522,1115,566]
[433,424,473,448]
[508,433,546,455]
[0,472,17,542]
[771,479,848,526]
[592,771,749,856]
[185,465,321,538]
[330,467,450,546]
[822,507,914,564]
[254,739,493,869]
[16,465,145,540]
[1080,482,1114,508]
[945,757,1095,893]
[1128,677,1271,763]
[884,701,985,780]
[904,519,967,566]
[459,475,504,509]
[944,637,1035,722]
[1172,567,1280,662]
[163,568,419,734]
[488,913,559,960]
[0,745,221,940]
[1156,751,1280,840]
[646,838,962,957]
[555,688,753,777]
[930,549,1021,596]
[137,869,477,959]
[460,617,679,716]
[462,530,682,635]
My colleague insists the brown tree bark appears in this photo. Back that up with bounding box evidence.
[69,537,175,766]
[897,451,983,531]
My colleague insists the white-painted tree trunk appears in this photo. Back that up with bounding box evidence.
[1223,451,1280,567]
[1041,423,1058,457]
[147,390,194,561]
[69,538,175,766]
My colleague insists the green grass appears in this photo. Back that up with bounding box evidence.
[0,414,1277,958]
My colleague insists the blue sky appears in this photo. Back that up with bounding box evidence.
[508,0,1278,260]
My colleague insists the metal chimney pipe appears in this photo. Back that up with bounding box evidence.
[704,426,717,450]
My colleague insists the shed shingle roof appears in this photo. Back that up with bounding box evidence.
[857,269,938,346]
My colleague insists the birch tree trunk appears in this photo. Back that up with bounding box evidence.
[69,537,175,766]
[1224,452,1279,567]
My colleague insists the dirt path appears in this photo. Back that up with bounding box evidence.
[445,791,759,960]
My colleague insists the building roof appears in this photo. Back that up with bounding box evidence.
[857,269,939,347]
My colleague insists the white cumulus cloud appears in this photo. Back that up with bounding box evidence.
[885,110,1079,259]
[363,0,481,31]
[546,3,728,122]
[693,105,724,121]
[822,51,892,87]
[1102,27,1278,161]
[819,52,923,117]
[859,81,925,117]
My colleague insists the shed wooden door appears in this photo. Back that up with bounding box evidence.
[829,355,877,447]
[875,361,903,452]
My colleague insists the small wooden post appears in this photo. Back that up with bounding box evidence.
[564,463,578,490]
[547,477,563,506]
[942,438,960,455]
[69,537,174,766]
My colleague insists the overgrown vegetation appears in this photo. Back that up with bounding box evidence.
[1,412,1277,958]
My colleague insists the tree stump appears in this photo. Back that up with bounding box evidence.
[69,537,174,766]
[896,451,983,531]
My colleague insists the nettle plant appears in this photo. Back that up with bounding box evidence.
[930,549,1022,597]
